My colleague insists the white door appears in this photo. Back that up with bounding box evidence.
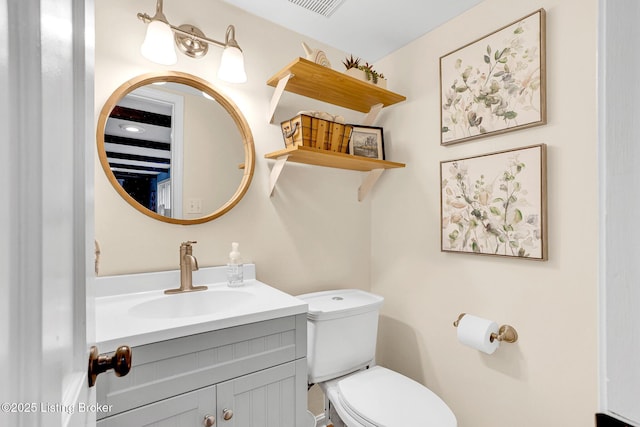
[599,0,640,425]
[0,0,96,426]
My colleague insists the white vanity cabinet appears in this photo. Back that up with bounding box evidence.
[96,314,307,427]
[97,384,217,426]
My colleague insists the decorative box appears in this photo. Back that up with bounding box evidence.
[281,114,352,153]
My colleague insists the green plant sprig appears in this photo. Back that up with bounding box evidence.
[342,55,385,84]
[358,62,385,84]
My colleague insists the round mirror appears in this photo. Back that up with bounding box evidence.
[97,71,255,225]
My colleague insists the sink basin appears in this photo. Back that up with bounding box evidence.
[129,289,255,319]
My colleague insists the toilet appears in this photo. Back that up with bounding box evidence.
[298,289,457,427]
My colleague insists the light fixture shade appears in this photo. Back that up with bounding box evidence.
[140,20,177,65]
[217,46,247,83]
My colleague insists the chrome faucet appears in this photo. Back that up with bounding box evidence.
[165,241,207,294]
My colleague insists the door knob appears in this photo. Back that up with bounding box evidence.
[222,408,233,420]
[203,414,216,426]
[88,345,132,387]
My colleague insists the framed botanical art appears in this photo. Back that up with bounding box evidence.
[440,144,547,260]
[440,9,546,145]
[349,125,384,160]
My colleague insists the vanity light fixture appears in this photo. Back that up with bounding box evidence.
[137,0,247,83]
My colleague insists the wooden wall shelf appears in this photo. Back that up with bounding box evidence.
[267,57,406,124]
[265,58,407,201]
[264,146,405,171]
[265,146,405,201]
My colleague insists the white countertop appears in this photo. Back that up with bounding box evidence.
[95,265,307,353]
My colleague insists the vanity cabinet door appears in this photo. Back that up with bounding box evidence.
[96,384,216,427]
[216,359,307,427]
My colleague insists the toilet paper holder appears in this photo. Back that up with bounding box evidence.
[453,313,518,343]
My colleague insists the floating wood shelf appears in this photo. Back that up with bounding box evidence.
[267,57,406,123]
[265,146,405,201]
[265,146,405,171]
[265,58,407,200]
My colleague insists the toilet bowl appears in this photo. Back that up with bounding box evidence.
[298,289,457,427]
[304,409,317,426]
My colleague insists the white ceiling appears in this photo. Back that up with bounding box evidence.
[221,0,484,61]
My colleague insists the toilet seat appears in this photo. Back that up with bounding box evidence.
[328,366,457,427]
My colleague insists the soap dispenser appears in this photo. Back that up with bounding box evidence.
[226,242,243,287]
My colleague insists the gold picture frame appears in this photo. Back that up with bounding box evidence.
[440,9,546,145]
[440,144,547,260]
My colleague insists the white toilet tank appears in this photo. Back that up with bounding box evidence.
[298,289,384,384]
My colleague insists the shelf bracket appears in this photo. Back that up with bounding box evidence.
[358,168,385,202]
[268,155,289,196]
[268,73,294,124]
[362,103,384,126]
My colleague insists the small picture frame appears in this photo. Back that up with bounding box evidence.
[349,126,385,160]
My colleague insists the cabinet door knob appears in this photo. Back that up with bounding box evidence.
[222,408,233,420]
[203,414,216,426]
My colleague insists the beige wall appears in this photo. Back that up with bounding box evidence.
[96,0,599,425]
[372,0,598,425]
[95,0,369,297]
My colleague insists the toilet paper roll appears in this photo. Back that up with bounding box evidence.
[456,314,500,354]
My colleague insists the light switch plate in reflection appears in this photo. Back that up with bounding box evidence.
[187,198,203,214]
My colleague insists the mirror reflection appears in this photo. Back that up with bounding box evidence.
[97,72,255,225]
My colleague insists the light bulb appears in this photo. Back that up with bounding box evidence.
[140,20,177,65]
[217,46,247,83]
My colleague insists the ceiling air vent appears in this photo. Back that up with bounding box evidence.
[288,0,346,17]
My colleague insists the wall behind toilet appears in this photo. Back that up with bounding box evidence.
[372,0,598,426]
[94,0,369,296]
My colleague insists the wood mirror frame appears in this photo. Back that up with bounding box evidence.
[96,71,255,225]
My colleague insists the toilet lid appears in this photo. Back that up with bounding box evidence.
[337,366,457,427]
